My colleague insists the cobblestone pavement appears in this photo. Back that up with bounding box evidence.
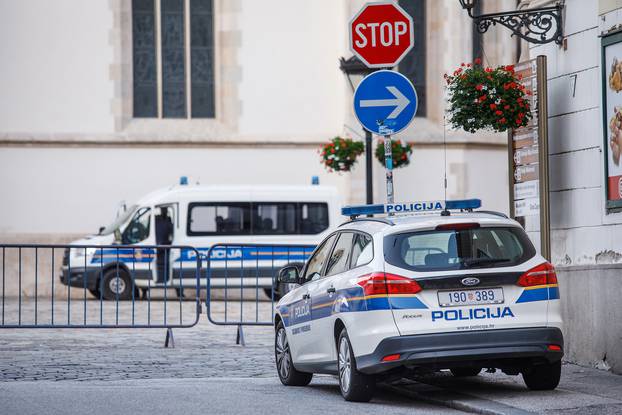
[0,297,275,382]
[2,298,622,414]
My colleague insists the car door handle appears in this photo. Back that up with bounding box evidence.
[327,287,336,294]
[302,293,311,300]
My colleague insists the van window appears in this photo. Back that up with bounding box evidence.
[187,203,251,235]
[122,207,151,244]
[253,203,296,234]
[300,203,329,234]
[187,202,329,236]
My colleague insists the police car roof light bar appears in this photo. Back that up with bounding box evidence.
[341,199,482,219]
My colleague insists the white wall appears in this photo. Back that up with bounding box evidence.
[529,0,622,265]
[237,0,347,139]
[371,146,509,214]
[0,147,350,234]
[0,0,115,134]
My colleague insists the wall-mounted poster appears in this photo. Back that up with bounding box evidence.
[603,32,622,210]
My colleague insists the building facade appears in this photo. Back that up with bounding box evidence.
[0,0,515,238]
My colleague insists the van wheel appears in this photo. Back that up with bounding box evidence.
[101,269,134,301]
[275,322,312,386]
[522,360,561,390]
[337,328,375,402]
[88,287,101,299]
[450,367,482,377]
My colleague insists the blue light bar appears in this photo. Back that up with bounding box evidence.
[445,199,481,210]
[341,204,385,217]
[341,199,482,218]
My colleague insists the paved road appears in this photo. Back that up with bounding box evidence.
[1,300,621,414]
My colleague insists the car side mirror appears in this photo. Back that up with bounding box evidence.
[278,266,300,285]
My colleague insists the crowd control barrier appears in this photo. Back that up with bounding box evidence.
[0,244,202,347]
[205,243,314,345]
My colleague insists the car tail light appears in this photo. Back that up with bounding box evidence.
[357,272,422,296]
[436,222,480,231]
[517,262,557,287]
[547,344,562,352]
[382,354,401,362]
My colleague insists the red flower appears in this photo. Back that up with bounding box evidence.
[466,63,472,68]
[504,105,510,110]
[461,62,465,67]
[485,67,493,73]
[526,90,533,96]
[495,110,503,116]
[476,84,484,91]
[479,95,487,102]
[474,57,482,65]
[330,149,335,154]
[505,65,515,73]
[499,118,507,124]
[490,103,497,110]
[401,154,407,161]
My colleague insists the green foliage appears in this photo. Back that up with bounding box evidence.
[374,139,413,169]
[445,59,533,133]
[319,137,365,172]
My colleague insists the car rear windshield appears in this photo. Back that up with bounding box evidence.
[384,226,535,271]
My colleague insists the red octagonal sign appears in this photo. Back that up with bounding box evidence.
[349,2,414,68]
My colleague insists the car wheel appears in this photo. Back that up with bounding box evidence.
[275,322,312,386]
[450,367,482,377]
[337,328,375,402]
[522,360,561,390]
[101,268,134,301]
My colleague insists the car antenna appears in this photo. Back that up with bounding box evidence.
[441,114,450,217]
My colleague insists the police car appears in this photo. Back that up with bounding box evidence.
[274,199,563,402]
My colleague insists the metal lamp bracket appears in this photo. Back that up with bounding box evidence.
[465,2,564,45]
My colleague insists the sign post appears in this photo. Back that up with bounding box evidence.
[348,2,415,209]
[353,70,418,211]
[508,55,550,259]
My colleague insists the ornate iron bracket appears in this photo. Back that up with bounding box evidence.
[462,2,564,45]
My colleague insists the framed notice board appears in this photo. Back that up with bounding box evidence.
[602,31,622,211]
[508,55,550,260]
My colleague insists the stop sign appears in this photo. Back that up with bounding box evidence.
[349,2,414,68]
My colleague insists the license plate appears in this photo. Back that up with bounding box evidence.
[438,287,504,307]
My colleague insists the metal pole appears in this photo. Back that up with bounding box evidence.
[365,130,373,205]
[384,135,395,212]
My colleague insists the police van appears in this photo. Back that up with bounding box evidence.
[61,179,341,300]
[274,199,563,402]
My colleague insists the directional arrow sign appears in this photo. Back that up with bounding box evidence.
[354,70,417,135]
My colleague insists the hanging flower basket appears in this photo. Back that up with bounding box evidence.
[444,58,533,133]
[319,137,364,172]
[375,139,413,169]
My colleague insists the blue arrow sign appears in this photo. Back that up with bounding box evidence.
[353,70,418,135]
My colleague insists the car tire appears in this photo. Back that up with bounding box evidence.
[522,360,561,390]
[101,268,134,301]
[337,328,375,402]
[450,367,482,377]
[275,321,312,386]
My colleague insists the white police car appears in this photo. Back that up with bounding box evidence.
[274,199,563,402]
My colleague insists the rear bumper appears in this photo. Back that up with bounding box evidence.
[357,327,564,374]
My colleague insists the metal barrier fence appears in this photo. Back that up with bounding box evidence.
[205,243,314,345]
[0,244,202,347]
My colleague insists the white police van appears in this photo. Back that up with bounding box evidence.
[61,179,341,300]
[274,199,563,402]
